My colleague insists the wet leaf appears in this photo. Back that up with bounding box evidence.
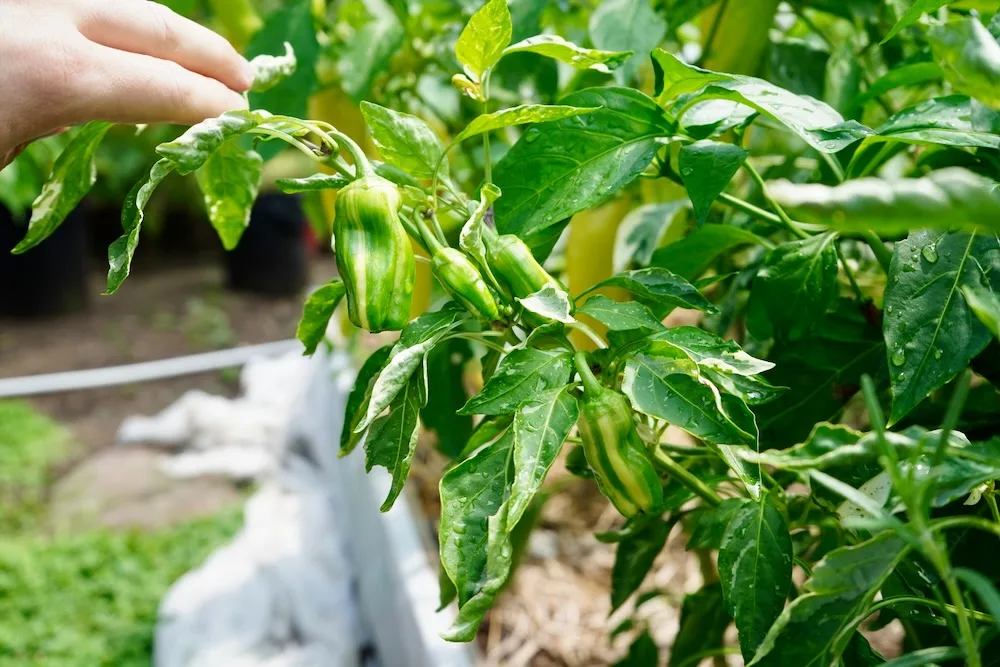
[688,498,747,550]
[194,141,262,250]
[928,16,1000,108]
[493,87,674,251]
[106,159,175,294]
[747,234,839,342]
[611,518,671,611]
[460,347,574,416]
[749,532,907,666]
[585,267,717,317]
[652,49,872,153]
[517,283,575,324]
[156,111,261,174]
[719,494,793,661]
[14,122,112,254]
[578,295,665,333]
[651,224,768,279]
[678,140,748,226]
[509,386,579,527]
[963,284,1000,338]
[365,369,426,511]
[503,35,632,73]
[361,101,448,179]
[589,0,666,83]
[296,280,347,354]
[455,0,512,81]
[341,345,393,456]
[454,105,597,144]
[884,230,1000,423]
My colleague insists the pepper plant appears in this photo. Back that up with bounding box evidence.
[9,0,1000,664]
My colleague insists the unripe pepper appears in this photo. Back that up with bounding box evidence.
[484,232,558,299]
[334,174,415,332]
[574,353,663,517]
[430,246,500,321]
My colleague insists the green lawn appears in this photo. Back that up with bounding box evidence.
[0,400,242,666]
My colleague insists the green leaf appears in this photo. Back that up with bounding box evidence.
[746,234,839,343]
[365,369,425,511]
[341,345,393,456]
[668,583,731,667]
[586,268,717,317]
[589,0,667,83]
[442,499,514,642]
[928,16,1000,108]
[248,41,296,92]
[509,386,579,527]
[13,122,112,254]
[439,431,513,641]
[769,168,1000,237]
[719,495,793,662]
[749,532,907,667]
[517,283,575,324]
[622,355,758,446]
[652,326,774,375]
[743,422,873,471]
[361,102,448,180]
[422,339,473,458]
[454,104,598,144]
[338,12,403,101]
[885,231,1000,423]
[882,0,950,43]
[578,295,666,333]
[871,95,1000,149]
[879,647,964,667]
[275,173,351,193]
[963,284,1000,337]
[503,35,632,73]
[105,159,175,294]
[493,87,674,251]
[157,111,260,175]
[194,141,262,250]
[688,497,747,550]
[457,414,514,461]
[296,280,347,355]
[651,224,768,280]
[954,567,1000,634]
[359,306,469,431]
[246,0,318,158]
[849,61,943,114]
[652,49,872,154]
[611,518,671,611]
[460,347,574,416]
[754,301,886,448]
[678,140,748,226]
[613,200,691,272]
[841,632,887,666]
[613,630,659,667]
[455,0,512,81]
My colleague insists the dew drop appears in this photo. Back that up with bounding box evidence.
[934,348,943,360]
[891,348,906,366]
[886,305,894,314]
[896,372,905,382]
[922,244,938,263]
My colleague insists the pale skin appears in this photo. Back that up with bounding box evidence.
[0,0,253,168]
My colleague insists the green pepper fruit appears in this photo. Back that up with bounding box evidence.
[431,247,500,321]
[575,353,663,517]
[334,175,415,332]
[485,233,558,299]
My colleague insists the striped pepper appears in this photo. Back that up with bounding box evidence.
[575,353,663,517]
[334,175,415,332]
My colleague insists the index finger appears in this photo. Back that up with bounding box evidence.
[77,0,254,93]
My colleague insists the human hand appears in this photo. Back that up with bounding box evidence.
[0,0,253,168]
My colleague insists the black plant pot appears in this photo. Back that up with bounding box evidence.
[224,193,309,298]
[0,204,91,318]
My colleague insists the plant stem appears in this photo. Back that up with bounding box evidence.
[653,448,722,507]
[569,321,608,349]
[861,230,893,273]
[933,369,973,467]
[836,242,865,302]
[866,595,994,625]
[574,352,604,396]
[481,74,493,184]
[743,162,809,240]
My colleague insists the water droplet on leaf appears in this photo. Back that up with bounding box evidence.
[922,244,938,263]
[891,348,906,366]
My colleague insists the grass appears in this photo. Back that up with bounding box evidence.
[0,400,244,666]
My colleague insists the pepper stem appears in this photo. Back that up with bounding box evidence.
[574,352,604,397]
[324,128,375,179]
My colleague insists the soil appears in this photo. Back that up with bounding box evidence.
[0,258,336,529]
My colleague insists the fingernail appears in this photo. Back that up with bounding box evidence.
[240,58,255,90]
